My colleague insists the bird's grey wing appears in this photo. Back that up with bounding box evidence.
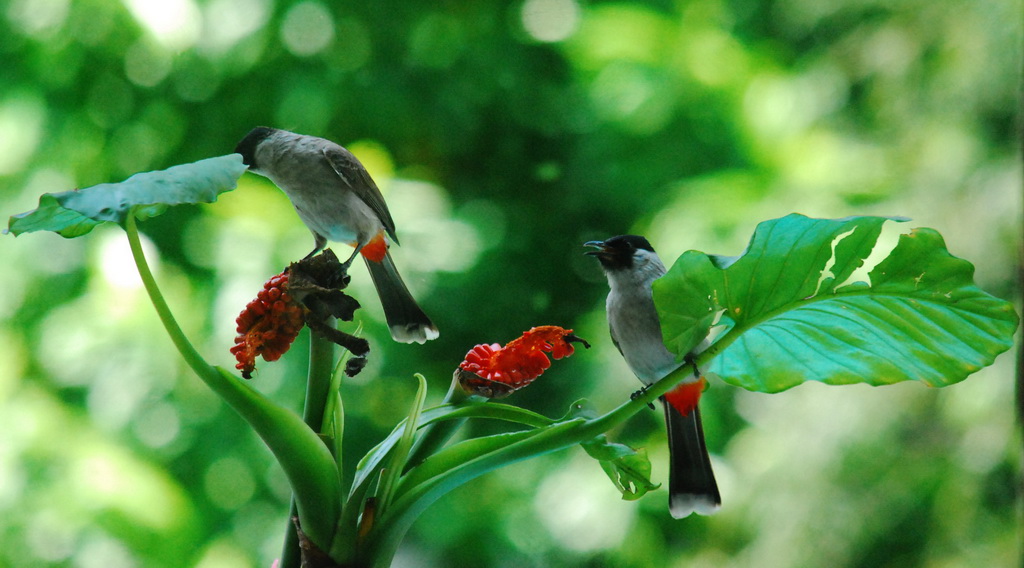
[609,323,624,357]
[322,145,399,243]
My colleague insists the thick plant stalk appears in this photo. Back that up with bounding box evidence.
[280,329,337,568]
[125,212,342,557]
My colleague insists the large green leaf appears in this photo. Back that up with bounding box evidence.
[6,154,246,237]
[655,214,1019,393]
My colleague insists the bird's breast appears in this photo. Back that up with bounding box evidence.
[607,289,680,384]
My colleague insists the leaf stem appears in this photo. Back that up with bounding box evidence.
[124,212,215,381]
[125,212,341,555]
[305,324,337,433]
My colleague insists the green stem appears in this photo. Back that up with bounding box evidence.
[124,213,216,382]
[305,326,337,433]
[584,359,701,435]
[363,360,702,564]
[125,213,341,554]
[378,374,427,517]
[281,328,338,568]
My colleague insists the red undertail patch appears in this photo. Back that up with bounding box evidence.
[663,376,707,417]
[359,232,388,263]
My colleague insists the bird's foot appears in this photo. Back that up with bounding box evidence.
[630,386,656,410]
[684,352,702,378]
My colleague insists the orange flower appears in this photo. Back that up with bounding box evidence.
[457,326,589,398]
[231,271,305,379]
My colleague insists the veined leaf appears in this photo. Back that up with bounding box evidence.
[6,154,246,237]
[655,214,1019,393]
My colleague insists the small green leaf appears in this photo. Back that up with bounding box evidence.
[655,214,1019,393]
[378,374,428,516]
[581,435,659,501]
[350,400,555,503]
[6,154,246,237]
[331,390,345,473]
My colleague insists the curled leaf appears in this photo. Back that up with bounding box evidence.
[581,435,660,501]
[6,154,246,237]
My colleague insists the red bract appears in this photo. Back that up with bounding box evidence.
[230,271,305,379]
[457,326,588,398]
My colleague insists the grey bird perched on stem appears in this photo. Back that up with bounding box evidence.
[587,235,720,518]
[235,127,438,344]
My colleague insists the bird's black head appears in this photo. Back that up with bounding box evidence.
[234,126,275,169]
[585,235,656,270]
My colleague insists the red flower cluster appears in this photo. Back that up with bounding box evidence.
[231,271,305,379]
[457,326,588,398]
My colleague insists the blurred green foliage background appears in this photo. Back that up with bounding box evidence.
[2,0,1020,566]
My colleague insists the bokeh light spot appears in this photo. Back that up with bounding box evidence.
[384,180,481,273]
[682,27,749,87]
[201,0,271,54]
[132,402,181,449]
[25,511,76,563]
[123,0,201,50]
[193,538,252,568]
[124,40,173,88]
[75,533,136,568]
[280,1,334,57]
[7,0,69,38]
[534,456,632,551]
[0,93,45,175]
[521,0,581,43]
[98,229,149,290]
[565,4,674,70]
[408,13,466,68]
[204,456,256,510]
[275,83,334,137]
[589,62,675,134]
[347,139,396,184]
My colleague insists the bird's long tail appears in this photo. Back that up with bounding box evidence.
[664,403,721,518]
[364,250,438,344]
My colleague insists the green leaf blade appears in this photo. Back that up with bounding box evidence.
[6,194,102,237]
[655,251,724,356]
[657,214,1019,393]
[715,214,896,321]
[6,154,247,237]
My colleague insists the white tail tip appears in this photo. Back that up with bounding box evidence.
[670,493,721,519]
[390,323,440,344]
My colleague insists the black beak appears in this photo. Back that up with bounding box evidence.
[585,239,632,269]
[584,240,609,257]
